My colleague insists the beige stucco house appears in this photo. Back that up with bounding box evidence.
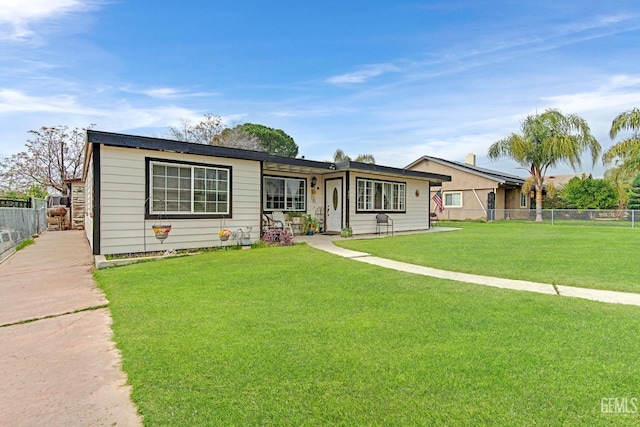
[83,130,451,255]
[406,154,530,221]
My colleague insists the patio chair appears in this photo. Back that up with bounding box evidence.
[375,213,394,235]
[263,212,284,234]
[271,211,294,235]
[429,212,439,228]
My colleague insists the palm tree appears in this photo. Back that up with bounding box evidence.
[354,153,376,164]
[333,149,351,163]
[332,149,376,164]
[488,109,601,222]
[602,108,640,174]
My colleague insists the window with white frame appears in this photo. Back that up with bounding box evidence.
[444,192,462,208]
[264,176,305,211]
[149,160,230,215]
[356,178,405,212]
[520,192,528,207]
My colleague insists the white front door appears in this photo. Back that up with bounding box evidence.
[326,179,342,232]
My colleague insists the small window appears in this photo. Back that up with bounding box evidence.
[520,192,528,208]
[444,192,462,208]
[356,178,406,212]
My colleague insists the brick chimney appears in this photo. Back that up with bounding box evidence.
[465,153,476,166]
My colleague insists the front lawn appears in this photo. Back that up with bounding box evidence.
[336,221,639,293]
[96,245,640,426]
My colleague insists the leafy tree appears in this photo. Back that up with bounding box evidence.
[0,125,87,194]
[488,109,601,222]
[628,173,640,210]
[238,123,298,157]
[602,108,640,174]
[562,177,618,209]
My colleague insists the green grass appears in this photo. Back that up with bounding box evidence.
[336,221,640,293]
[15,238,34,251]
[96,245,640,426]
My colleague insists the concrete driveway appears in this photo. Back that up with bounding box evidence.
[0,230,141,426]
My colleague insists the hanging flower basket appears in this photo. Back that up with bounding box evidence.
[152,225,172,243]
[218,228,232,241]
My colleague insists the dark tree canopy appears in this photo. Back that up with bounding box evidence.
[238,123,298,157]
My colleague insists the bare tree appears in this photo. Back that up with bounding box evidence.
[166,114,225,145]
[0,125,89,194]
[215,126,262,151]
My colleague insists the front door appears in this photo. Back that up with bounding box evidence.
[326,179,342,232]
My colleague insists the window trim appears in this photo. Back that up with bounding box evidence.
[355,177,407,213]
[444,191,463,208]
[263,174,307,212]
[145,157,232,219]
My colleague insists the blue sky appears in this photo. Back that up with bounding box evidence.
[1,1,640,177]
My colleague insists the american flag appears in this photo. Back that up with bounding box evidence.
[432,189,444,213]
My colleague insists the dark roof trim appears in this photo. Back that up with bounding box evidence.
[87,130,451,183]
[87,130,335,171]
[336,160,451,182]
[408,155,524,186]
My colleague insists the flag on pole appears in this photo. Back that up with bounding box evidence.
[432,189,444,212]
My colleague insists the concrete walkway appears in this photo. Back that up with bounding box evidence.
[0,231,141,426]
[299,232,640,307]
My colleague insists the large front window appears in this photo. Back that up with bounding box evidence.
[357,178,405,212]
[264,176,305,211]
[149,160,230,216]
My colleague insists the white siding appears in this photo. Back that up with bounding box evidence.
[348,172,430,234]
[84,155,94,250]
[98,146,261,255]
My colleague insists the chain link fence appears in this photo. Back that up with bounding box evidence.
[437,209,638,228]
[0,199,47,261]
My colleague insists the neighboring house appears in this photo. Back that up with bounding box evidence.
[83,130,451,255]
[406,154,529,220]
[545,173,592,189]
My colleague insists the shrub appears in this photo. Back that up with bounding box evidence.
[629,173,640,210]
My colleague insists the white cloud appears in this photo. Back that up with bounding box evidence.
[326,63,401,84]
[0,0,95,41]
[120,86,219,99]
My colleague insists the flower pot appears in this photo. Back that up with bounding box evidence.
[152,225,171,243]
[220,235,229,241]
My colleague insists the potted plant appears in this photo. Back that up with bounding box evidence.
[340,226,353,238]
[286,211,303,225]
[152,225,171,242]
[218,228,232,241]
[303,214,319,235]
